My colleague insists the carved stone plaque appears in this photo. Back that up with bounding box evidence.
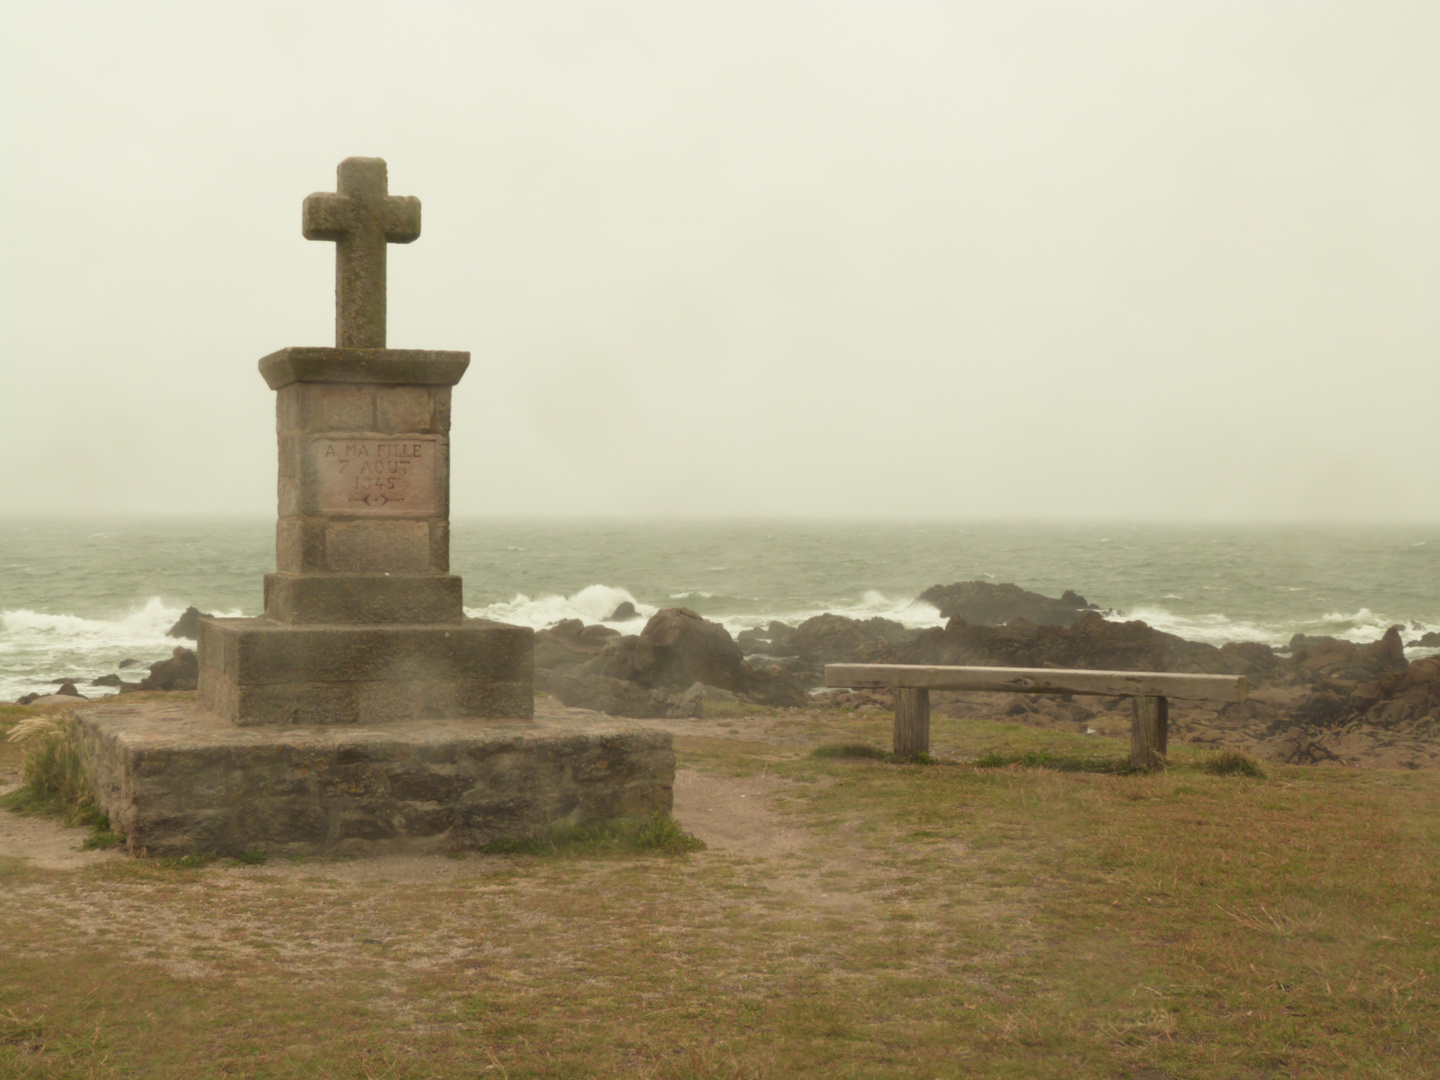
[308,438,438,516]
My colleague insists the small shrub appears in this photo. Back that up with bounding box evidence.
[1201,749,1267,778]
[2,714,97,824]
[82,830,125,850]
[481,813,705,857]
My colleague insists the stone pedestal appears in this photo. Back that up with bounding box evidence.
[196,346,536,728]
[73,700,674,857]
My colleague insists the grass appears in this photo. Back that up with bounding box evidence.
[0,706,1435,1078]
[811,742,940,765]
[479,813,705,856]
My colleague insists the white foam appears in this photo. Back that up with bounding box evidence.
[712,590,946,639]
[1119,602,1440,657]
[467,585,656,631]
[466,584,947,641]
[0,597,234,702]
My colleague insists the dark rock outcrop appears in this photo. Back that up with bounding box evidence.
[92,674,123,687]
[166,606,213,640]
[1286,627,1408,685]
[542,673,676,719]
[1347,656,1440,727]
[565,608,807,710]
[138,647,199,691]
[916,581,1098,628]
[737,621,801,658]
[607,601,640,621]
[533,619,616,676]
[853,612,1256,676]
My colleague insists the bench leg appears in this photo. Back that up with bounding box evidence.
[894,687,930,760]
[1130,695,1168,770]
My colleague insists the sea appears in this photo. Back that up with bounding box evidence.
[1,518,1436,702]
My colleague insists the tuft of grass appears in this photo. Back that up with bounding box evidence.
[230,850,268,866]
[81,829,125,850]
[972,748,1138,774]
[3,713,96,824]
[480,813,705,857]
[1200,748,1267,778]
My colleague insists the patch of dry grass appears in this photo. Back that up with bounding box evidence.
[0,706,1435,1078]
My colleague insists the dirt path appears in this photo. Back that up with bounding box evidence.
[0,783,122,872]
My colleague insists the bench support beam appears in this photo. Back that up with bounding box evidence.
[1130,695,1168,770]
[894,687,930,760]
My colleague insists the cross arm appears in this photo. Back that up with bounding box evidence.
[382,196,421,243]
[302,191,354,241]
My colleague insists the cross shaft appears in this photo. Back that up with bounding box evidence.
[303,158,420,349]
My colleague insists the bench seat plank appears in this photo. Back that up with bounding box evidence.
[825,664,1246,704]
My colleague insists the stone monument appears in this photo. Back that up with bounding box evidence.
[72,158,675,855]
[197,157,530,725]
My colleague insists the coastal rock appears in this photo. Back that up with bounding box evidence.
[138,647,200,692]
[540,672,675,719]
[607,601,640,622]
[533,619,615,675]
[792,614,915,666]
[57,681,81,697]
[118,659,142,669]
[674,682,741,718]
[1408,630,1440,649]
[576,608,807,707]
[916,581,1098,628]
[1346,656,1440,727]
[640,608,808,706]
[166,606,214,640]
[1286,627,1409,685]
[92,674,123,687]
[737,621,800,658]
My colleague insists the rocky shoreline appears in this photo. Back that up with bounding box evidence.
[12,586,1439,769]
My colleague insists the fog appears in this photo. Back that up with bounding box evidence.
[1,1,1435,521]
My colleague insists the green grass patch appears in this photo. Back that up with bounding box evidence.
[1200,747,1268,778]
[971,748,1139,774]
[229,849,268,865]
[810,741,891,761]
[700,699,772,719]
[811,743,941,765]
[480,813,705,857]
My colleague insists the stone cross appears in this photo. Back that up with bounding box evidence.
[303,157,421,349]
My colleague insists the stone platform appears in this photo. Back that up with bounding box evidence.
[198,617,533,726]
[71,700,674,857]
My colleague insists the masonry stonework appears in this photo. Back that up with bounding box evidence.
[79,157,673,854]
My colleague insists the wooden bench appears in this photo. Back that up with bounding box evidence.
[823,664,1248,769]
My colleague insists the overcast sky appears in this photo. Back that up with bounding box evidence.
[1,1,1435,521]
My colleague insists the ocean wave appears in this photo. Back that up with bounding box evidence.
[465,585,946,640]
[0,597,243,701]
[1121,603,1440,655]
[466,585,655,630]
[711,590,945,639]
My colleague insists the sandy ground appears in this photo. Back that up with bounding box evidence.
[0,782,124,872]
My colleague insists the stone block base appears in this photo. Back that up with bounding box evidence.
[71,700,674,857]
[263,572,464,624]
[197,617,532,726]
